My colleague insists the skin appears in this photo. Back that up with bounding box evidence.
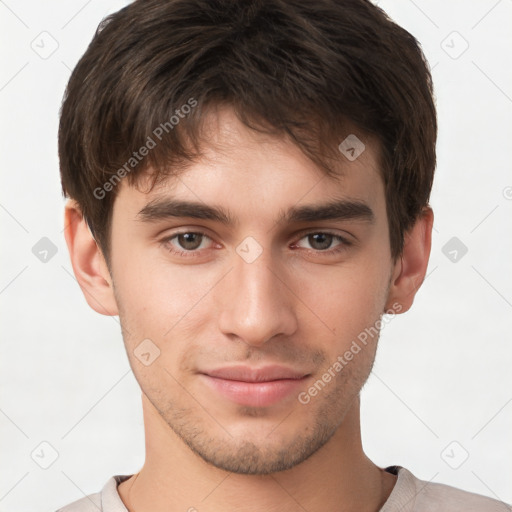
[64,107,433,512]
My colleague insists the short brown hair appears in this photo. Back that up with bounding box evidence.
[59,0,437,267]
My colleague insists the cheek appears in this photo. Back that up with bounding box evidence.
[298,258,390,338]
[112,246,212,334]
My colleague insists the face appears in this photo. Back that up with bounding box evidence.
[108,107,397,475]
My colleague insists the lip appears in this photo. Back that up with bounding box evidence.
[199,365,310,407]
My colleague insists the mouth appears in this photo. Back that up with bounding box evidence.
[199,365,311,408]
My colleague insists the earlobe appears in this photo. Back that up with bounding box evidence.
[63,200,119,316]
[384,207,434,314]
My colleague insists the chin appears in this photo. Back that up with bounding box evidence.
[173,412,339,475]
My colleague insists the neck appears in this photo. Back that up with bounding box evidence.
[119,393,396,512]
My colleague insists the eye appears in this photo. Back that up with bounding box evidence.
[174,232,208,251]
[160,229,352,259]
[294,232,351,253]
[161,231,214,256]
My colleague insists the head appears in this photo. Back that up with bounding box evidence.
[60,0,436,474]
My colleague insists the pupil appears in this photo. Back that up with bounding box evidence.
[309,233,332,250]
[179,233,202,250]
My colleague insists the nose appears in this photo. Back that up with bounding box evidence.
[216,245,298,347]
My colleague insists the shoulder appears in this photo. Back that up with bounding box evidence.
[382,467,511,512]
[55,475,131,512]
[415,478,511,511]
[55,491,102,512]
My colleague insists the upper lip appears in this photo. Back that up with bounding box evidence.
[201,365,309,383]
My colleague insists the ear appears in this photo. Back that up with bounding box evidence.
[384,206,434,314]
[63,199,119,316]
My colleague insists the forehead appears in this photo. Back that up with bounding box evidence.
[113,107,385,224]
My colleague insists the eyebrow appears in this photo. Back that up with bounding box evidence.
[136,198,375,225]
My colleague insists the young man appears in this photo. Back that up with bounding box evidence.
[56,0,510,511]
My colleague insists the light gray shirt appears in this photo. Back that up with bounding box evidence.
[55,466,511,511]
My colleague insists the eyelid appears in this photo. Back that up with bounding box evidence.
[291,227,354,244]
[291,230,352,250]
[159,226,216,244]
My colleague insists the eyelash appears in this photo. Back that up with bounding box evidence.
[160,230,352,258]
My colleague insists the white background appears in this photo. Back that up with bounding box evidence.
[1,1,511,510]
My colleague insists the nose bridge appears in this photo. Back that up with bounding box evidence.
[216,243,297,346]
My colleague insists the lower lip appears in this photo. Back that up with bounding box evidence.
[200,374,309,407]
